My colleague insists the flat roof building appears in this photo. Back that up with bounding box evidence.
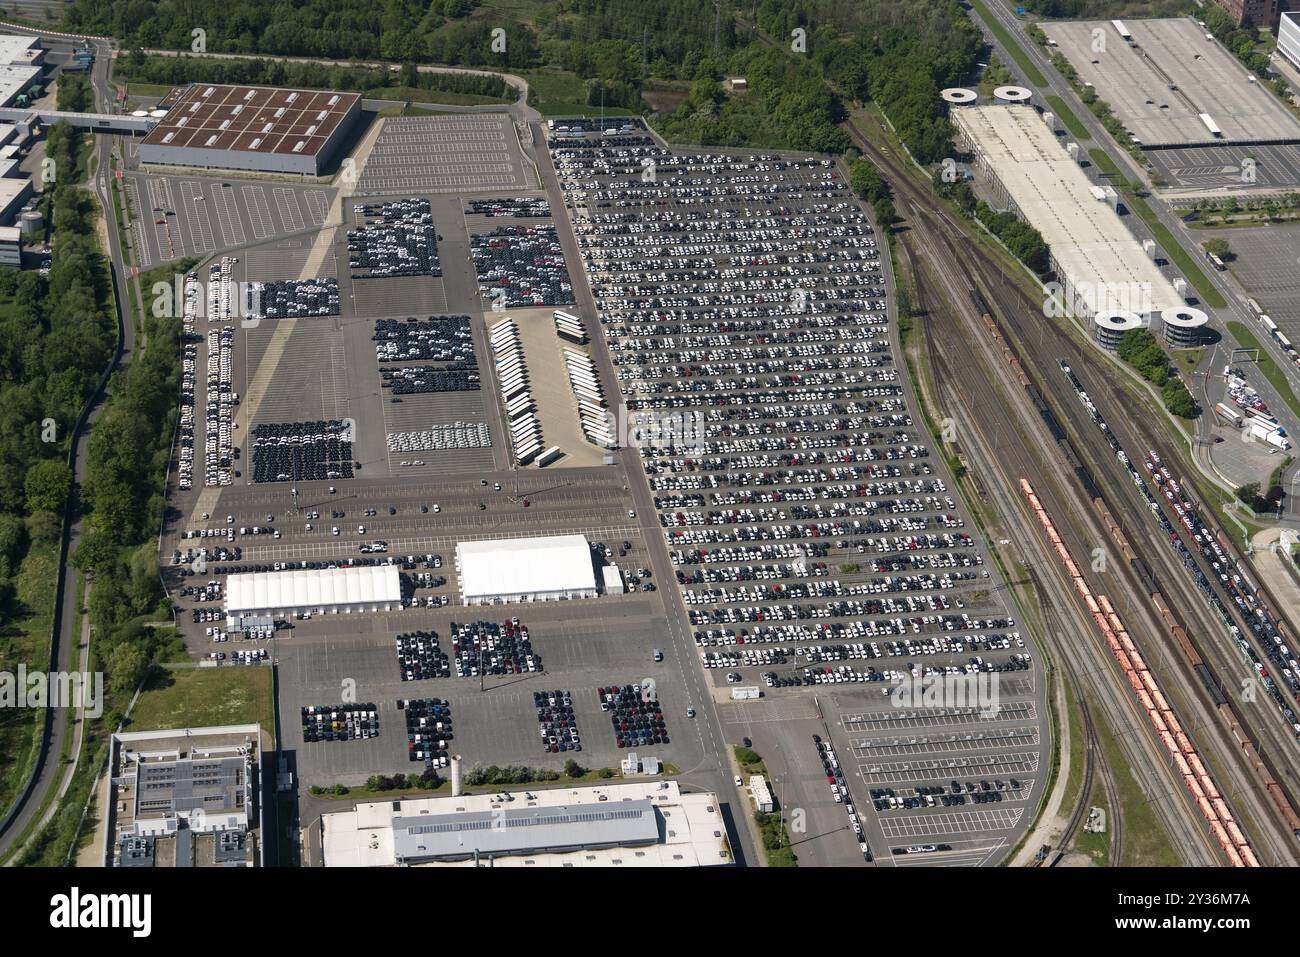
[321,780,733,867]
[224,563,401,620]
[953,104,1184,321]
[105,725,264,867]
[1281,12,1300,73]
[1042,18,1300,146]
[139,83,362,176]
[0,176,31,225]
[456,533,597,605]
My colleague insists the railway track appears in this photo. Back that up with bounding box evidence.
[845,113,1300,862]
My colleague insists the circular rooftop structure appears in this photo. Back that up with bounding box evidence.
[1094,310,1143,350]
[993,85,1033,103]
[1161,306,1209,347]
[149,108,168,118]
[131,109,149,117]
[941,88,978,105]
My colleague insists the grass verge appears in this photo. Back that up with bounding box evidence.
[1225,320,1300,422]
[125,665,276,744]
[968,0,1048,86]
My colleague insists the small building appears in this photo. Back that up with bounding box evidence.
[601,563,624,595]
[0,225,21,265]
[456,534,597,605]
[725,77,748,93]
[749,775,774,813]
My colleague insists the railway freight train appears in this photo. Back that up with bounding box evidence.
[1021,478,1259,866]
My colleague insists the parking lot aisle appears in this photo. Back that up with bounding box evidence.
[243,184,275,240]
[304,189,330,227]
[274,187,306,232]
[180,179,216,254]
[210,182,247,248]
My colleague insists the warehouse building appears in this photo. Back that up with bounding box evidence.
[139,83,362,176]
[1281,12,1300,73]
[320,781,733,867]
[953,104,1184,323]
[105,725,264,867]
[456,534,597,605]
[224,563,401,621]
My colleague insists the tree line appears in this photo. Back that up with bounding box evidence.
[116,50,513,101]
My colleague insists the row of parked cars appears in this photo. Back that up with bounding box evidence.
[349,198,441,278]
[302,703,378,743]
[248,278,340,320]
[375,316,477,364]
[467,197,551,218]
[387,423,491,453]
[400,697,452,766]
[251,419,354,483]
[535,689,581,754]
[812,735,870,859]
[450,619,541,677]
[471,224,575,308]
[599,683,669,749]
[396,631,451,681]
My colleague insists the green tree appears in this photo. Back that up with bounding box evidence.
[107,642,149,696]
[24,459,72,513]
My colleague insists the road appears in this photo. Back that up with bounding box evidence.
[970,0,1300,508]
[0,34,137,859]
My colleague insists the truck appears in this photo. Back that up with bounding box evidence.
[1214,402,1243,428]
[1248,421,1292,450]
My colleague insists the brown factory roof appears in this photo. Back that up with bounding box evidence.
[141,84,360,157]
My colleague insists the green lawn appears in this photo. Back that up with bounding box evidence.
[1091,699,1181,867]
[522,69,636,117]
[1172,347,1205,377]
[1226,321,1300,421]
[125,82,176,98]
[1045,94,1088,139]
[1089,149,1227,309]
[365,85,510,107]
[968,0,1048,87]
[126,666,276,744]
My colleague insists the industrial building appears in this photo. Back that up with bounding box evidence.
[1212,0,1284,28]
[104,725,264,867]
[455,533,597,605]
[0,34,42,108]
[952,104,1184,322]
[139,83,362,176]
[1281,12,1300,73]
[320,781,733,867]
[224,563,401,620]
[1042,18,1300,146]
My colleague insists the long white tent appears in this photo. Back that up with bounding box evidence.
[225,564,402,618]
[456,534,596,605]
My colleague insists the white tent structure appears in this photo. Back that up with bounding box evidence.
[225,564,401,619]
[456,535,597,605]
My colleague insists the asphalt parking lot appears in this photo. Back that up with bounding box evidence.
[269,597,705,786]
[548,127,1047,864]
[123,171,334,266]
[354,114,536,196]
[1216,223,1300,343]
[1148,144,1300,192]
